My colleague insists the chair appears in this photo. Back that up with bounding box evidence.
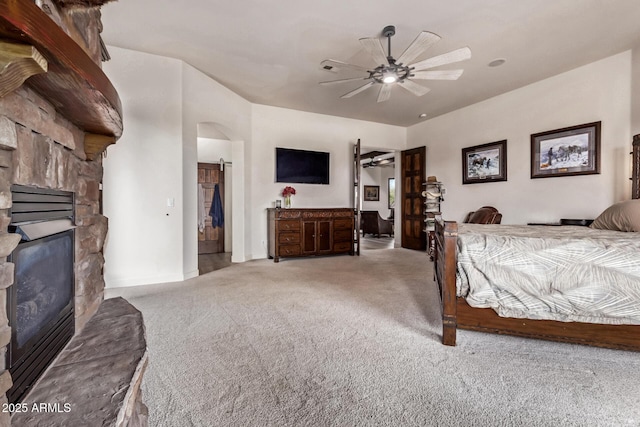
[463,206,502,224]
[361,211,394,237]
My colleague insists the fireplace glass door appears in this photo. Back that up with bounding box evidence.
[7,229,74,403]
[12,230,73,349]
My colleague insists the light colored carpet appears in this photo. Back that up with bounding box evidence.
[360,234,394,250]
[107,249,640,427]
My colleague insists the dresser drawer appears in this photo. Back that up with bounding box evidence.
[333,229,352,241]
[333,241,352,253]
[279,232,300,244]
[278,220,300,231]
[279,245,301,256]
[334,219,353,230]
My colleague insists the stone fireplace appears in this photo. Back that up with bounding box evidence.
[0,1,144,425]
[0,85,109,417]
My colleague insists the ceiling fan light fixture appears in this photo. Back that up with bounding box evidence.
[382,71,397,84]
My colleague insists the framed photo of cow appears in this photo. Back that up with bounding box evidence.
[531,122,601,179]
[461,140,507,184]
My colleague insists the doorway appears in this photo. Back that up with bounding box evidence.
[197,163,230,274]
[359,148,396,251]
[198,162,224,254]
[196,124,234,274]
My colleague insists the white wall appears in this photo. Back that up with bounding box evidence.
[102,47,185,287]
[102,47,252,288]
[407,51,633,224]
[197,137,233,163]
[361,166,395,218]
[250,104,406,259]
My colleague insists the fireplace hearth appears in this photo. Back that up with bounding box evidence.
[7,186,76,403]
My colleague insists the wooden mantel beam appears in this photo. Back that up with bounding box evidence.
[0,0,122,160]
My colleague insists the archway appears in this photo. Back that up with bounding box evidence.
[193,122,246,272]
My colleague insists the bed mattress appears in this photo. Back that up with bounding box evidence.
[456,224,640,325]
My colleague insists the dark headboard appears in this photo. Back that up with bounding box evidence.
[633,134,640,199]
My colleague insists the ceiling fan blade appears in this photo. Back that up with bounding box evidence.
[411,69,464,80]
[396,31,441,65]
[398,80,431,97]
[377,84,392,103]
[320,59,370,73]
[359,37,389,66]
[341,81,375,98]
[409,47,472,71]
[320,77,369,86]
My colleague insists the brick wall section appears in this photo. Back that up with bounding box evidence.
[0,86,108,425]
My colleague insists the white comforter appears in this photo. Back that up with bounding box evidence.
[456,224,640,325]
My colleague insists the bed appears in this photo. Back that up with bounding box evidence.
[434,134,640,351]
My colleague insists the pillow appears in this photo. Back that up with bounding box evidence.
[589,199,640,232]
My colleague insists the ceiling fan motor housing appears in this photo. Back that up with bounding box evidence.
[371,25,412,84]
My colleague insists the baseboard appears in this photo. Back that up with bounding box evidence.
[184,269,199,280]
[105,272,189,288]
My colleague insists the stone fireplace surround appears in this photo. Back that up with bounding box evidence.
[0,1,146,425]
[0,86,106,424]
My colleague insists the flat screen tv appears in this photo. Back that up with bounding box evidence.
[276,148,330,184]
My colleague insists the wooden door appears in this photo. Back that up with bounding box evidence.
[401,147,426,251]
[317,220,332,254]
[302,221,317,255]
[198,163,224,254]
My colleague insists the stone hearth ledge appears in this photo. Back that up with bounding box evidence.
[11,297,148,427]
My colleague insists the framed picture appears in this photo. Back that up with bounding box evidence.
[461,140,507,184]
[531,122,601,179]
[363,185,379,201]
[388,178,395,208]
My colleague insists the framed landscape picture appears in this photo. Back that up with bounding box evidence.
[461,140,507,184]
[363,185,379,201]
[531,122,601,179]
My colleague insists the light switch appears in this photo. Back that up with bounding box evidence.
[167,198,175,207]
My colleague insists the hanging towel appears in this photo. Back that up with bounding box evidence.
[197,183,206,232]
[209,183,224,228]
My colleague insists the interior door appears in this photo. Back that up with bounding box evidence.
[198,163,224,254]
[401,147,426,251]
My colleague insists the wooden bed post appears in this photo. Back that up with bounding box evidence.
[435,218,458,346]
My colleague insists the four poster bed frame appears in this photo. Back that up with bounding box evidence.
[434,134,640,351]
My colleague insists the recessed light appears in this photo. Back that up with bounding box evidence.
[488,58,506,67]
[419,113,427,118]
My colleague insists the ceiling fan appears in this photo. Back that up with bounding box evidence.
[361,151,395,168]
[320,25,471,103]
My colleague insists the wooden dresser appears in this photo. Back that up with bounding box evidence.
[267,208,354,262]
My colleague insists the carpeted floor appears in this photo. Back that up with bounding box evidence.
[107,248,640,427]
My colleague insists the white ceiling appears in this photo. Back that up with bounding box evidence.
[101,0,640,127]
